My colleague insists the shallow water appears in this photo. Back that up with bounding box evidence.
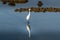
[0,0,60,40]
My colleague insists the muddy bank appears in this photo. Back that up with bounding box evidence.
[1,0,28,3]
[0,0,28,6]
[15,7,60,12]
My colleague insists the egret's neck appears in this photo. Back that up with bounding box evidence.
[29,10,30,14]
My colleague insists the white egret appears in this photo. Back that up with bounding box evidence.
[26,24,31,38]
[26,8,31,24]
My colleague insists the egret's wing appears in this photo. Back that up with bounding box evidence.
[26,13,30,21]
[26,14,29,20]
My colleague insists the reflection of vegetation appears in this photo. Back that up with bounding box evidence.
[1,0,28,6]
[15,7,60,12]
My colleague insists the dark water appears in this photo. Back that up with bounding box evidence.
[0,32,60,40]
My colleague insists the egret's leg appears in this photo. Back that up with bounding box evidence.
[27,20,30,24]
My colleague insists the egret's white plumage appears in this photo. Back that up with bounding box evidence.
[26,9,31,21]
[26,24,31,38]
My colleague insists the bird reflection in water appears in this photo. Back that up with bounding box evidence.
[26,23,31,38]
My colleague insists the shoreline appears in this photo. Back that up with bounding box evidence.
[15,7,60,12]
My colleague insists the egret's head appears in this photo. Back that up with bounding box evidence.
[29,8,31,11]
